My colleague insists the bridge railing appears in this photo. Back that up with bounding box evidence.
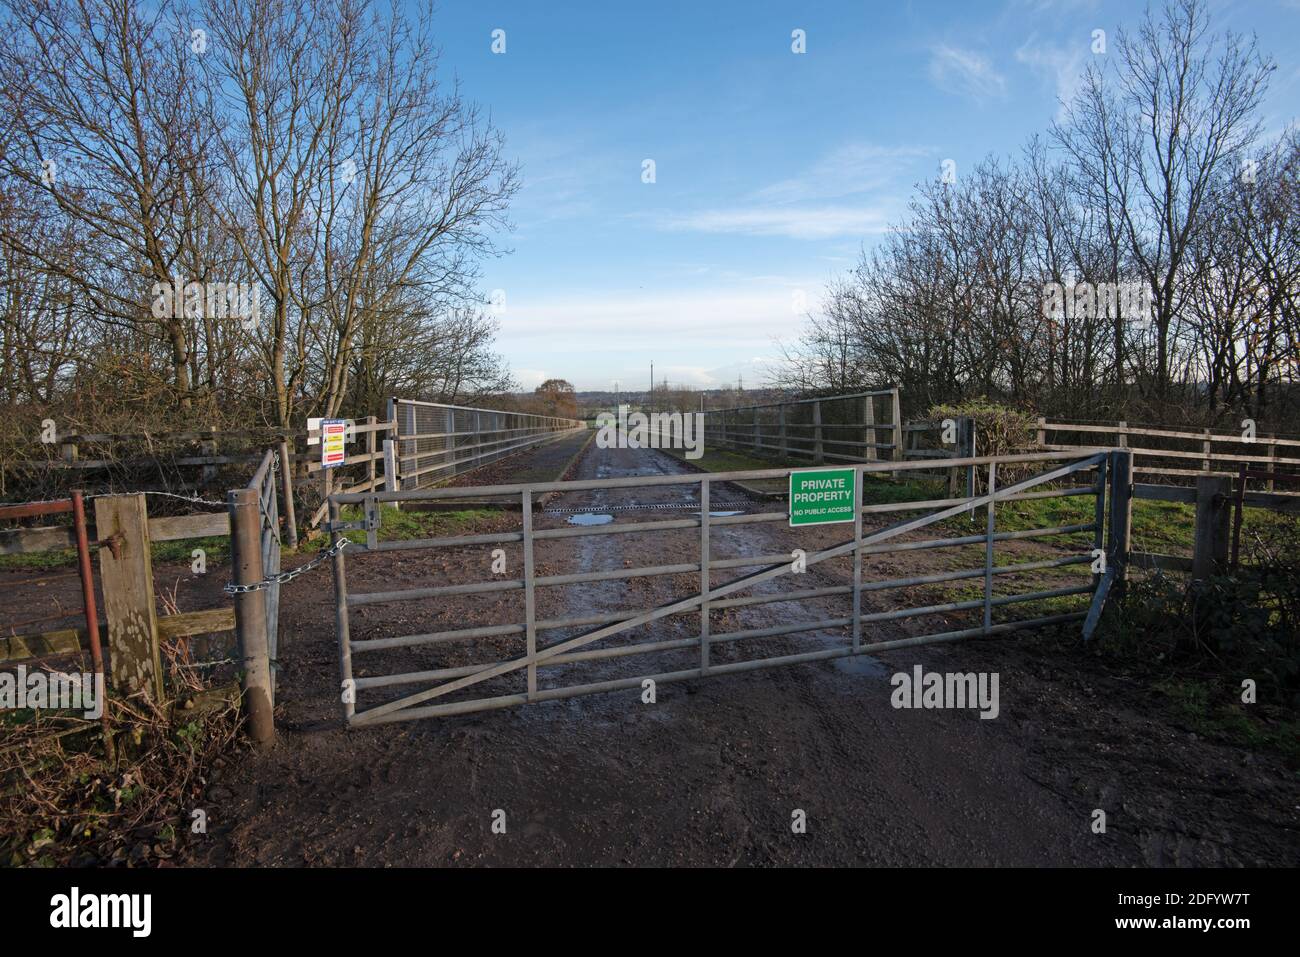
[389,397,585,491]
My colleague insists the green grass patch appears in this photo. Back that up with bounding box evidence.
[298,504,498,551]
[0,534,234,573]
[0,505,500,572]
[0,547,80,572]
[1153,676,1300,762]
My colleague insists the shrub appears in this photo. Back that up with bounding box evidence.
[1100,517,1300,704]
[926,398,1037,459]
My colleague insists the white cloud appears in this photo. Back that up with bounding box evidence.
[649,141,926,240]
[499,288,811,346]
[513,369,552,389]
[647,357,787,389]
[928,44,1007,103]
[657,205,892,240]
[1015,37,1088,119]
[496,288,814,390]
[751,143,933,204]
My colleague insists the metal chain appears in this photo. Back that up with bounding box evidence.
[223,538,349,594]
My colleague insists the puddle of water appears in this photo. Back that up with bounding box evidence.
[704,510,742,517]
[831,655,889,678]
[567,513,614,526]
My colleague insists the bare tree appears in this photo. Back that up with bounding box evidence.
[1053,0,1272,397]
[0,0,212,409]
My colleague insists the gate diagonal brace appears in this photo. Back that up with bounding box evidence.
[350,453,1105,726]
[1081,565,1116,641]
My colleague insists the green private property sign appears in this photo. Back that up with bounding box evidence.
[788,467,857,527]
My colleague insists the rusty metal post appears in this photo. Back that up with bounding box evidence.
[228,488,275,744]
[72,491,113,757]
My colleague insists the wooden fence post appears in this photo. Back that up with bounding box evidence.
[812,400,824,464]
[199,427,218,486]
[320,457,333,517]
[446,408,456,475]
[383,438,399,492]
[863,396,876,462]
[1106,451,1132,599]
[1202,428,1213,473]
[891,385,903,482]
[93,493,163,701]
[228,488,275,745]
[1036,416,1046,446]
[1192,475,1231,580]
[366,415,377,491]
[967,418,977,499]
[948,417,973,497]
[278,438,298,550]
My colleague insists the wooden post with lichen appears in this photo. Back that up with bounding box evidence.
[93,493,163,701]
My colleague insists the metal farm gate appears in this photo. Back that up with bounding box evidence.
[326,449,1131,727]
[242,449,283,682]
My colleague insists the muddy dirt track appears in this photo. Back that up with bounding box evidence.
[164,439,1297,867]
[3,439,1294,866]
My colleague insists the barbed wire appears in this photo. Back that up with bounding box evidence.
[0,488,227,509]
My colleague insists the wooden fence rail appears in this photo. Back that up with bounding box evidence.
[1036,419,1300,488]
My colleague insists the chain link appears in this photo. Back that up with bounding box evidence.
[223,538,350,594]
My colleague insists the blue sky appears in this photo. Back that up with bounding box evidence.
[426,0,1300,392]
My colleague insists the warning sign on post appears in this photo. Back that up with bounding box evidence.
[321,418,347,469]
[788,467,857,527]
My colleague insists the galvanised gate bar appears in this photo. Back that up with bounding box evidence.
[328,449,1131,727]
